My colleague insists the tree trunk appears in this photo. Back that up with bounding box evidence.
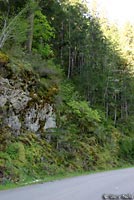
[60,21,64,66]
[114,93,117,126]
[67,46,71,78]
[26,10,34,53]
[26,0,38,53]
[67,15,71,79]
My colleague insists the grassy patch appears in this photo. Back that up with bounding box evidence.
[0,164,133,191]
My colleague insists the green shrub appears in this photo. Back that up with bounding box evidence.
[119,137,134,162]
[6,142,26,163]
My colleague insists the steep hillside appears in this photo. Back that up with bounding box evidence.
[0,52,123,184]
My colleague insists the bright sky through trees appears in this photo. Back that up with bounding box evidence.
[87,0,134,25]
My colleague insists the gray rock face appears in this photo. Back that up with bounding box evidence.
[0,77,31,110]
[25,107,40,132]
[0,96,7,107]
[44,112,56,130]
[25,104,56,132]
[0,77,56,134]
[10,89,30,111]
[5,113,21,135]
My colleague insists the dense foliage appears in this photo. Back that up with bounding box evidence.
[0,0,134,184]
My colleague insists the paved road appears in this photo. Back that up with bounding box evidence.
[0,168,134,200]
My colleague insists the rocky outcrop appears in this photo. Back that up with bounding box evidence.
[0,65,56,135]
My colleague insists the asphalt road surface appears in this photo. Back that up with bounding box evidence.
[0,168,134,200]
